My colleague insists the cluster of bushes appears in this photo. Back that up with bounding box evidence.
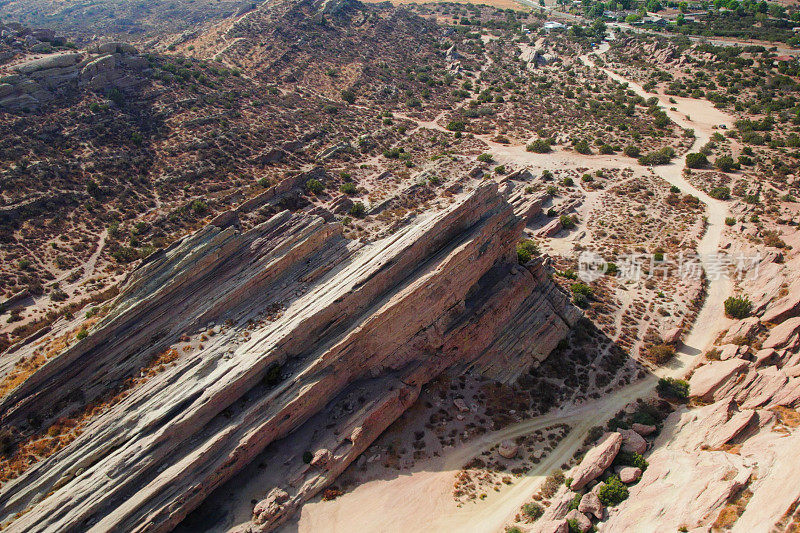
[638,147,675,166]
[527,139,552,153]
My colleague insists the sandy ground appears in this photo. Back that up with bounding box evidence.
[287,34,737,533]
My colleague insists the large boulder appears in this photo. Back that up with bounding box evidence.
[13,53,82,74]
[578,491,603,519]
[570,432,622,490]
[498,440,518,459]
[620,428,647,454]
[689,359,748,401]
[538,519,568,533]
[631,423,656,436]
[565,509,592,532]
[619,466,642,483]
[763,317,800,349]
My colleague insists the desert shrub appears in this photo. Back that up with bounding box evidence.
[724,295,752,319]
[638,146,675,166]
[624,145,640,158]
[349,202,367,218]
[685,152,708,168]
[527,139,552,153]
[477,152,493,163]
[522,502,544,520]
[517,239,540,264]
[715,155,739,172]
[725,217,736,226]
[614,451,648,471]
[76,328,88,341]
[340,182,357,195]
[763,231,787,249]
[446,120,466,132]
[657,377,689,401]
[341,89,355,104]
[562,177,574,187]
[495,165,506,174]
[574,140,592,154]
[573,293,589,308]
[546,185,558,196]
[599,144,615,154]
[541,470,565,498]
[598,475,629,506]
[560,214,577,229]
[566,519,582,533]
[647,343,675,364]
[306,179,325,195]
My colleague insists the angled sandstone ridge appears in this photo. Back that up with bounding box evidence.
[0,183,579,532]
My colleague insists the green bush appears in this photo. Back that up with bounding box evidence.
[571,283,593,297]
[725,217,736,226]
[709,186,730,200]
[340,182,357,195]
[527,139,552,153]
[657,377,689,401]
[598,475,629,506]
[349,202,367,218]
[715,155,739,173]
[685,152,708,168]
[624,145,640,158]
[477,152,493,163]
[522,502,543,520]
[614,450,649,471]
[306,179,325,195]
[517,239,540,264]
[446,120,466,132]
[574,140,592,154]
[724,295,752,318]
[560,214,577,229]
[638,147,675,166]
[76,328,88,341]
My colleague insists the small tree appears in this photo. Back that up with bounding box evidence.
[724,295,752,319]
[306,179,325,195]
[685,152,708,168]
[517,239,539,264]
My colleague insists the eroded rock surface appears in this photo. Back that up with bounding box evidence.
[0,183,579,532]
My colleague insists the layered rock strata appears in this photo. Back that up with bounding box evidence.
[0,182,579,532]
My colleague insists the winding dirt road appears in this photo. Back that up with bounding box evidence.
[289,36,736,533]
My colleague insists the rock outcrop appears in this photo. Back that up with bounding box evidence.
[0,42,150,111]
[0,183,579,532]
[570,432,622,490]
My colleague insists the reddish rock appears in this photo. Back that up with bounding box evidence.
[498,440,518,459]
[661,326,681,344]
[578,491,604,519]
[565,509,592,532]
[570,432,622,490]
[620,428,647,454]
[763,317,800,349]
[689,359,749,401]
[631,423,656,436]
[619,466,642,483]
[538,519,568,533]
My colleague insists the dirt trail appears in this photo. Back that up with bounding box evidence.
[291,36,736,533]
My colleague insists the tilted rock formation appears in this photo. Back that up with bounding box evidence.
[0,182,579,531]
[0,42,150,111]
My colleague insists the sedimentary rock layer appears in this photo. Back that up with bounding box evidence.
[0,182,578,532]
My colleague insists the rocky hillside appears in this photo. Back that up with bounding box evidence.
[0,178,579,531]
